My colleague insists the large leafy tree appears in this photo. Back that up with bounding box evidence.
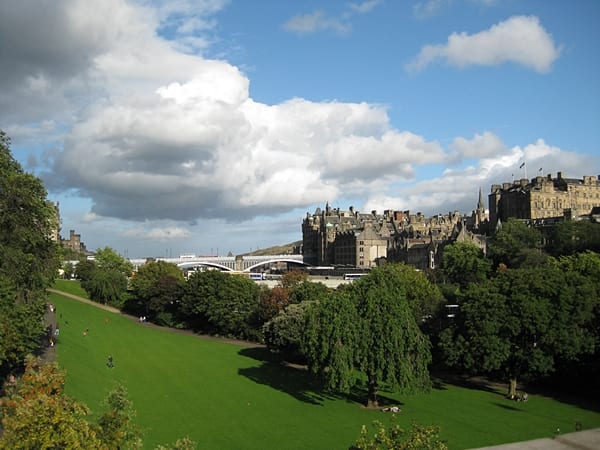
[548,221,600,256]
[180,270,261,340]
[488,218,547,269]
[263,301,315,362]
[0,131,59,374]
[0,357,144,450]
[442,242,491,288]
[0,131,59,296]
[0,357,101,449]
[0,276,48,374]
[127,260,185,326]
[81,268,128,307]
[94,246,134,276]
[304,264,432,407]
[439,265,597,397]
[81,247,132,307]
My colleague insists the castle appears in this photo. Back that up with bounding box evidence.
[489,172,600,228]
[49,201,89,255]
[303,173,600,270]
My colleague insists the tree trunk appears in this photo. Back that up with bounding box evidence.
[367,377,379,408]
[507,378,518,399]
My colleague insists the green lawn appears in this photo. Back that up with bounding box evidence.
[49,288,600,449]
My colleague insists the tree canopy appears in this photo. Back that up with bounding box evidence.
[488,218,547,269]
[439,264,598,397]
[0,131,60,375]
[442,242,491,288]
[0,131,59,297]
[304,264,432,407]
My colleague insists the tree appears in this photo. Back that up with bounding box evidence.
[288,280,330,305]
[62,261,75,279]
[81,268,128,307]
[352,419,447,450]
[304,264,432,407]
[127,260,185,325]
[80,247,132,307]
[279,269,309,290]
[488,219,547,269]
[0,131,60,375]
[94,246,134,276]
[95,385,143,449]
[0,357,102,449]
[442,242,491,288]
[439,265,598,397]
[548,221,600,256]
[258,285,290,322]
[0,276,48,374]
[180,271,261,340]
[0,131,60,298]
[262,301,314,362]
[75,258,97,282]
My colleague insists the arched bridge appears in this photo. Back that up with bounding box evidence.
[129,254,306,272]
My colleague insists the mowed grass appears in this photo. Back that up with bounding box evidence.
[49,288,600,449]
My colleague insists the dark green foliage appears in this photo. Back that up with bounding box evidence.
[0,131,60,297]
[94,246,134,276]
[489,218,547,269]
[79,248,132,307]
[75,259,97,282]
[304,289,359,393]
[304,264,433,407]
[288,280,330,304]
[180,271,261,340]
[439,264,598,396]
[127,260,184,326]
[0,131,60,375]
[262,301,314,362]
[442,242,491,288]
[0,276,48,374]
[548,221,600,256]
[81,268,128,307]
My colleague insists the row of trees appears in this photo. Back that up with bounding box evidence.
[74,218,600,405]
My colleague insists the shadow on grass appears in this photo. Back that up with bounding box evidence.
[493,402,525,412]
[237,347,399,408]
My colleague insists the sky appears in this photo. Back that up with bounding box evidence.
[1,0,599,258]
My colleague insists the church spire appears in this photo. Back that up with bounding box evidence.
[477,187,484,211]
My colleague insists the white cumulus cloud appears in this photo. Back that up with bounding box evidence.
[407,15,561,73]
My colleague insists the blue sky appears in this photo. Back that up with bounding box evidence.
[1,0,599,257]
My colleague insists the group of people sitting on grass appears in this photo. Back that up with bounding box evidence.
[508,392,528,402]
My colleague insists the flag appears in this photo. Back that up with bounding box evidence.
[519,162,525,169]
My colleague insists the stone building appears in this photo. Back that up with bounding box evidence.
[61,229,88,254]
[302,203,393,268]
[489,172,600,229]
[302,196,487,270]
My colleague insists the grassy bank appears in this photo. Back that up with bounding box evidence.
[49,287,600,449]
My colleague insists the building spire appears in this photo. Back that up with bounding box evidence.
[477,187,484,211]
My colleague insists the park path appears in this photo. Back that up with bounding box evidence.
[46,288,262,349]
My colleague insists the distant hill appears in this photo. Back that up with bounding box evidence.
[242,241,302,256]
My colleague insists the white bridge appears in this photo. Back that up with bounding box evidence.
[129,254,306,272]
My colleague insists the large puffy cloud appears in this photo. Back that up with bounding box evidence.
[407,15,561,73]
[50,70,444,221]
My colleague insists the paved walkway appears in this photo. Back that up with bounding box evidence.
[471,428,600,449]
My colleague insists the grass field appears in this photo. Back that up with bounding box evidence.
[49,283,600,449]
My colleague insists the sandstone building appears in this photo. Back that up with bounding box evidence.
[489,172,600,229]
[302,194,488,270]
